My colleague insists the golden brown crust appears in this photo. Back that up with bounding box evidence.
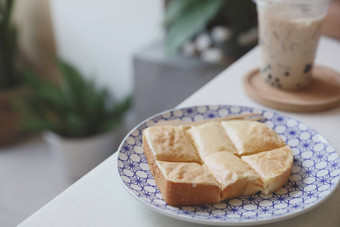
[143,134,220,206]
[221,120,285,156]
[241,146,294,194]
[144,126,201,163]
[187,121,238,158]
[142,120,293,206]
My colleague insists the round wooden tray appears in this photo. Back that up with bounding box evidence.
[243,65,340,112]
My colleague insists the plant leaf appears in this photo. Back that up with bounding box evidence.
[163,0,195,27]
[165,0,225,54]
[17,60,132,138]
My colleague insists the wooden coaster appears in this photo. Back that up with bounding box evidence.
[243,65,340,112]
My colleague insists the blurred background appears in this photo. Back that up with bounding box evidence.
[0,0,339,226]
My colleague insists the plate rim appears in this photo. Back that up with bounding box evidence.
[116,104,340,226]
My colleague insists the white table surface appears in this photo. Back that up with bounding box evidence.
[20,36,340,227]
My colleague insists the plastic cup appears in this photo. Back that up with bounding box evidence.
[255,0,330,90]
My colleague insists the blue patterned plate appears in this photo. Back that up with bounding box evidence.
[116,105,340,226]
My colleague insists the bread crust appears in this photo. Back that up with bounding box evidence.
[142,120,293,206]
[143,134,220,206]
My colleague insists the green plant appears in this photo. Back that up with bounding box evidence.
[0,0,21,89]
[17,59,132,138]
[164,0,257,54]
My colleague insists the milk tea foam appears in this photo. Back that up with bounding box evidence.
[258,1,325,90]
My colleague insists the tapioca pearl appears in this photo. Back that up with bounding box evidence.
[275,125,286,134]
[299,132,311,140]
[173,109,183,117]
[284,71,290,76]
[304,64,312,73]
[267,74,272,79]
[197,106,207,113]
[287,119,298,127]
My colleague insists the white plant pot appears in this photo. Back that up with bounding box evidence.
[44,130,118,180]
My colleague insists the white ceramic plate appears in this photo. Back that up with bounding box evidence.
[116,105,340,226]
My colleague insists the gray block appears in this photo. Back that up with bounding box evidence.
[133,41,232,123]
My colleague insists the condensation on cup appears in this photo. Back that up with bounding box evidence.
[255,0,330,90]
